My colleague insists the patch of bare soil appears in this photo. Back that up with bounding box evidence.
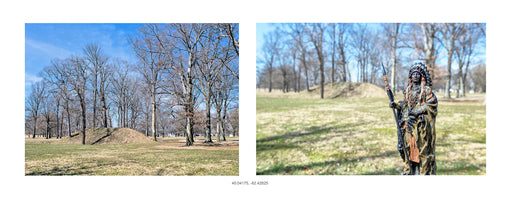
[154,137,239,150]
[62,128,154,145]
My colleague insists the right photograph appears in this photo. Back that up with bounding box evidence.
[256,23,486,175]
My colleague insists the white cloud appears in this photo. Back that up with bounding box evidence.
[25,73,42,86]
[25,38,72,59]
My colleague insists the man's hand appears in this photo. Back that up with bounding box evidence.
[389,102,397,109]
[410,105,426,117]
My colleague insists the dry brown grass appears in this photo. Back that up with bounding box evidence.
[25,136,239,176]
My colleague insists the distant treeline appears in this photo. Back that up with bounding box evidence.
[257,23,486,98]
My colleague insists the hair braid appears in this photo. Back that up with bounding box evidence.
[407,78,413,107]
[420,77,425,103]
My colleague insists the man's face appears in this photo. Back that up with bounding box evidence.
[412,71,421,83]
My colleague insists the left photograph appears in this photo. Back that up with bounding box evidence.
[25,23,239,175]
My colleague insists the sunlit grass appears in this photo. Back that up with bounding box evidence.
[256,94,485,175]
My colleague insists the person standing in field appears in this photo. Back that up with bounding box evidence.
[389,62,438,175]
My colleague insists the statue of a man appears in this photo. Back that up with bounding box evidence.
[390,62,438,175]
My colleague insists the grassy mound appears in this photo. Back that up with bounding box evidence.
[257,82,387,99]
[63,127,154,145]
[309,82,387,98]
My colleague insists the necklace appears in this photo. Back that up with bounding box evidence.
[409,84,421,108]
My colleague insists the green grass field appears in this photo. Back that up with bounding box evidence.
[256,93,486,175]
[25,137,239,176]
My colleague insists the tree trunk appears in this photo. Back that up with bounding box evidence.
[93,85,97,128]
[117,106,121,127]
[204,96,213,143]
[422,23,437,87]
[102,95,108,128]
[216,106,222,142]
[56,99,60,139]
[80,96,87,145]
[268,65,272,92]
[458,76,463,98]
[391,46,397,93]
[185,56,195,146]
[346,62,351,82]
[391,23,399,94]
[32,115,37,138]
[145,110,148,137]
[282,70,287,93]
[151,90,157,142]
[320,60,324,99]
[462,61,470,97]
[221,101,227,141]
[444,55,453,98]
[303,56,310,92]
[45,116,50,139]
[66,103,71,137]
[186,113,193,146]
[331,24,336,86]
[219,118,225,141]
[297,59,301,92]
[456,63,463,98]
[292,54,297,92]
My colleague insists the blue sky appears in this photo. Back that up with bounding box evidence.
[25,23,143,94]
[256,23,275,54]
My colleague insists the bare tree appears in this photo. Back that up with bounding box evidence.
[259,28,281,92]
[288,23,311,92]
[110,59,130,128]
[455,23,484,97]
[228,108,239,137]
[42,59,76,137]
[66,55,89,145]
[213,66,238,142]
[329,23,336,86]
[83,43,108,128]
[216,23,239,79]
[440,23,464,98]
[130,24,169,141]
[195,24,227,143]
[349,24,373,83]
[277,42,293,93]
[336,24,351,83]
[160,23,206,146]
[41,91,51,139]
[420,23,439,84]
[157,96,175,138]
[53,91,62,138]
[471,64,486,93]
[27,81,46,138]
[307,23,327,98]
[382,23,403,93]
[128,79,143,130]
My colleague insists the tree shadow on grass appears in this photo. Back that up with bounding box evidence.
[26,166,94,176]
[257,149,398,175]
[25,162,116,176]
[437,161,486,175]
[256,121,370,152]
